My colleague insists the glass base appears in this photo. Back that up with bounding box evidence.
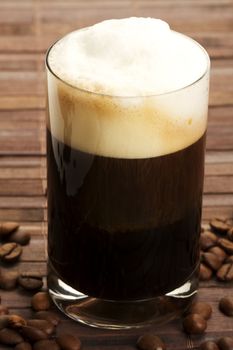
[48,268,198,329]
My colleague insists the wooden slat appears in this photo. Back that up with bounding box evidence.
[0,208,44,221]
[0,179,44,196]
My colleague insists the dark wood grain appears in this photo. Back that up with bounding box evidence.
[0,1,232,350]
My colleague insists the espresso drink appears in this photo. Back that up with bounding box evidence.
[47,130,205,300]
[47,18,209,303]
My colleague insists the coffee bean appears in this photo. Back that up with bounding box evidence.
[210,219,229,234]
[200,341,220,350]
[217,263,231,281]
[21,326,48,342]
[8,231,31,246]
[217,337,233,350]
[31,292,51,311]
[56,334,82,350]
[0,242,22,263]
[33,339,61,350]
[0,314,26,330]
[200,231,218,251]
[0,269,19,289]
[8,314,27,328]
[182,314,207,334]
[34,311,60,326]
[0,305,9,315]
[136,334,166,350]
[15,342,32,350]
[199,263,213,281]
[0,316,10,330]
[27,319,54,336]
[202,252,222,271]
[218,239,233,255]
[208,246,227,262]
[219,296,233,316]
[0,328,23,345]
[217,263,233,282]
[0,222,19,236]
[18,273,43,291]
[188,301,212,320]
[227,227,233,241]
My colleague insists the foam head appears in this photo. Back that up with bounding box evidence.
[48,17,208,96]
[47,17,210,158]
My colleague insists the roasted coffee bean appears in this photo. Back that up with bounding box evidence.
[210,219,229,234]
[0,222,19,236]
[208,246,227,262]
[21,325,48,342]
[0,269,19,289]
[0,314,26,330]
[200,231,218,251]
[200,341,219,350]
[27,319,54,335]
[18,273,43,291]
[56,334,82,350]
[202,252,222,271]
[8,314,27,328]
[31,292,51,311]
[188,301,212,320]
[217,263,233,282]
[33,339,60,350]
[35,311,60,326]
[0,328,23,345]
[217,337,233,350]
[0,242,22,263]
[218,239,233,255]
[182,314,207,334]
[0,316,10,329]
[199,263,213,281]
[219,296,233,316]
[8,231,31,246]
[0,305,9,315]
[136,333,166,350]
[15,342,32,350]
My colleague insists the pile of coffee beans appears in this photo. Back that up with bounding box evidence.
[0,222,44,293]
[200,217,233,282]
[0,292,81,349]
[0,222,82,349]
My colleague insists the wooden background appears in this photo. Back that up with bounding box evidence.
[0,0,233,349]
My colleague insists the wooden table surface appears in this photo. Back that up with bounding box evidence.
[0,0,233,349]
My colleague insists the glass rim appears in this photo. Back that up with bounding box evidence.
[45,27,210,99]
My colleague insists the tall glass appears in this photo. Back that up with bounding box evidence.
[46,31,210,329]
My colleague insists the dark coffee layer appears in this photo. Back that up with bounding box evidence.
[47,129,205,300]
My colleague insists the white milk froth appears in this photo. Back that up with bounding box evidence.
[47,17,209,159]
